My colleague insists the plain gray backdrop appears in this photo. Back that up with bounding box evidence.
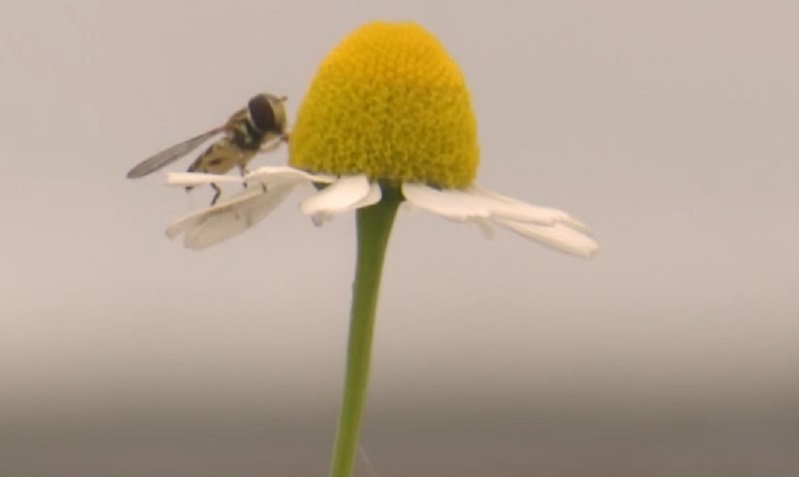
[2,1,797,475]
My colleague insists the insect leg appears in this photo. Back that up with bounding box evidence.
[259,132,289,155]
[210,183,222,205]
[237,164,250,189]
[239,164,267,194]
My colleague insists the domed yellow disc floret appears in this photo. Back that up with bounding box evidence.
[289,22,479,189]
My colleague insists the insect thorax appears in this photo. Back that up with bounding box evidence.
[231,119,266,152]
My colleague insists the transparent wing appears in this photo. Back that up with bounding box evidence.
[126,127,224,178]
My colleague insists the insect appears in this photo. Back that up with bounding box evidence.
[127,93,288,204]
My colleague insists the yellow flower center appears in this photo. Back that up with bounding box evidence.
[289,22,479,188]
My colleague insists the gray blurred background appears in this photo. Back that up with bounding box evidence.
[2,1,798,476]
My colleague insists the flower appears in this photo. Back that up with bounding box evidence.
[165,22,598,258]
[156,22,601,477]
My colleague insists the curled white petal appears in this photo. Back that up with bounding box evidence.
[166,187,258,238]
[468,186,581,226]
[166,182,295,250]
[494,218,599,258]
[164,167,338,249]
[403,182,597,258]
[300,175,377,224]
[556,215,592,234]
[349,181,382,209]
[473,186,593,233]
[166,172,243,187]
[402,183,490,222]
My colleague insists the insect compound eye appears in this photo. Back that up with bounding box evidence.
[247,94,279,133]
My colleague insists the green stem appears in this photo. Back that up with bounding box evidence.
[328,185,401,477]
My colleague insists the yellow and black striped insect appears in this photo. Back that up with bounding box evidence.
[127,93,288,204]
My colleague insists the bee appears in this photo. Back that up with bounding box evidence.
[127,93,288,204]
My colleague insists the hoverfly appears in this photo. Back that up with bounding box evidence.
[127,93,288,205]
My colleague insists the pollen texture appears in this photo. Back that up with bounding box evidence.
[289,22,479,188]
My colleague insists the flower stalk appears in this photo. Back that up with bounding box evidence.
[329,184,401,477]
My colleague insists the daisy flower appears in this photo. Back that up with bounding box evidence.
[165,24,598,257]
[156,22,598,477]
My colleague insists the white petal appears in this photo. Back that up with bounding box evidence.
[300,175,373,222]
[306,180,382,226]
[401,183,490,221]
[166,172,243,187]
[166,188,259,238]
[494,218,599,258]
[403,183,597,257]
[349,181,382,210]
[166,182,295,250]
[243,166,335,188]
[556,215,592,234]
[468,185,581,226]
